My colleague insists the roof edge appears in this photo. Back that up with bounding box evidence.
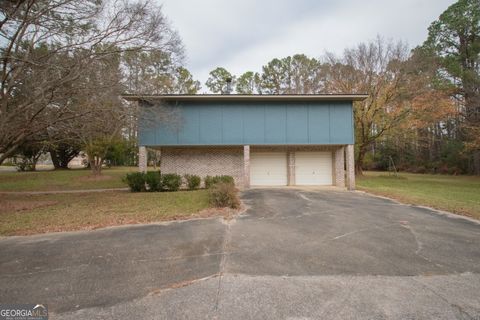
[121,94,369,102]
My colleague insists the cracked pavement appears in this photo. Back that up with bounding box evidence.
[0,189,479,319]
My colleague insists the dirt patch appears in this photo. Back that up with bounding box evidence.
[194,206,244,220]
[77,175,113,182]
[0,200,58,214]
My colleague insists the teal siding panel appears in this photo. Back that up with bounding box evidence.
[139,100,354,146]
[151,106,179,145]
[178,105,200,144]
[222,105,244,144]
[265,104,287,144]
[330,102,353,143]
[138,125,156,146]
[286,104,308,143]
[308,103,330,144]
[138,107,158,146]
[243,105,265,144]
[155,122,178,145]
[199,105,222,144]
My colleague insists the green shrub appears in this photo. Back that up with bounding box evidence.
[204,175,235,188]
[145,171,162,191]
[184,174,201,190]
[218,175,234,185]
[162,173,182,191]
[123,172,146,192]
[204,175,214,189]
[209,182,240,209]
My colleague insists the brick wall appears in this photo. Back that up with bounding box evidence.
[161,147,244,187]
[159,145,347,189]
[333,146,345,188]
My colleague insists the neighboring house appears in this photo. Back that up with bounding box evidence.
[123,94,367,190]
[68,154,86,168]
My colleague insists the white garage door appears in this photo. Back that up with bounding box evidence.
[250,152,287,186]
[295,152,333,185]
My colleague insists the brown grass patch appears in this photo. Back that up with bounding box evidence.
[76,175,113,182]
[0,199,58,214]
[0,190,224,236]
[195,206,243,220]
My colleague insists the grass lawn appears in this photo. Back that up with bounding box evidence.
[0,190,213,236]
[357,171,480,219]
[0,166,137,191]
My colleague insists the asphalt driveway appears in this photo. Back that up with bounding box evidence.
[1,189,479,319]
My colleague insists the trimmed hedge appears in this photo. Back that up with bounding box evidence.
[124,172,235,194]
[204,175,235,188]
[145,171,162,192]
[162,173,182,191]
[123,172,147,192]
[184,174,201,190]
[124,171,181,192]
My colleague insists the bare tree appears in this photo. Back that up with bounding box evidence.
[0,0,182,164]
[62,49,125,175]
[324,37,411,174]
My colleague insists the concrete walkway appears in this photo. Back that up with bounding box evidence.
[0,189,479,319]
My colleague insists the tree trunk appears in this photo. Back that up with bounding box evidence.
[0,144,20,165]
[464,86,480,175]
[31,151,43,171]
[49,145,80,170]
[31,159,38,171]
[50,149,72,170]
[355,145,365,176]
[474,150,480,176]
[50,150,62,169]
[89,156,103,176]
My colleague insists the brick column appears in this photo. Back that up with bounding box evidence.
[333,146,345,188]
[243,145,250,188]
[346,144,355,190]
[139,146,147,173]
[287,151,295,185]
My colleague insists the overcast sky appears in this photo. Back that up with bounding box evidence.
[159,0,455,90]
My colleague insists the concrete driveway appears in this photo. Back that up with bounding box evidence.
[1,189,479,319]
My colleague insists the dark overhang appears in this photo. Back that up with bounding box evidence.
[122,94,369,102]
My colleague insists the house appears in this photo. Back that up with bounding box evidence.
[123,94,368,190]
